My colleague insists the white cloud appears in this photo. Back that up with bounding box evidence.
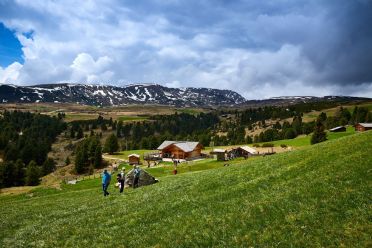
[0,62,22,84]
[0,0,371,98]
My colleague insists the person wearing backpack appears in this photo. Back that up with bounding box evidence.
[102,169,111,196]
[133,165,141,188]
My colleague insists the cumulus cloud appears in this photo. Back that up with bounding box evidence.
[0,0,371,98]
[0,62,22,84]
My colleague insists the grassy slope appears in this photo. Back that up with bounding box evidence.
[256,125,357,147]
[1,131,371,247]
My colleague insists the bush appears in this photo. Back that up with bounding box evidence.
[252,143,260,147]
[280,144,288,148]
[262,143,274,147]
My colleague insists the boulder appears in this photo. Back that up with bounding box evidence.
[124,169,158,188]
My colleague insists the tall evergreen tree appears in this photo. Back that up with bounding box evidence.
[94,143,102,169]
[74,145,86,174]
[25,161,41,186]
[311,117,327,145]
[104,134,119,155]
[76,127,84,139]
[42,158,56,175]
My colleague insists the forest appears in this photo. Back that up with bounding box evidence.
[0,111,66,188]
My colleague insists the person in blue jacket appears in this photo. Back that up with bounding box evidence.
[102,169,111,196]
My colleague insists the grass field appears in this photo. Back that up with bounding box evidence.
[1,131,371,247]
[116,115,149,122]
[255,125,357,148]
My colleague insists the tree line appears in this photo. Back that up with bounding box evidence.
[0,111,66,188]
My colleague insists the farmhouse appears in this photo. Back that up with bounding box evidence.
[355,123,372,132]
[157,141,203,160]
[128,154,140,165]
[329,126,346,132]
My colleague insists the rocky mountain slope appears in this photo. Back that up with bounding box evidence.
[0,83,245,107]
[0,83,369,107]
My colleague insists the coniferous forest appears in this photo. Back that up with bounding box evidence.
[0,111,66,188]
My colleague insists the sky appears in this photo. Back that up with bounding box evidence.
[0,0,371,99]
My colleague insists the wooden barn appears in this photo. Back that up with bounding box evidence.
[355,123,372,132]
[329,126,346,132]
[229,146,258,158]
[128,154,140,165]
[210,148,228,161]
[157,141,203,160]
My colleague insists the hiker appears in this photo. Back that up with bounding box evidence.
[133,165,141,188]
[102,169,111,196]
[117,173,124,193]
[120,168,125,179]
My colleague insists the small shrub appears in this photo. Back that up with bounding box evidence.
[252,143,260,147]
[280,144,287,148]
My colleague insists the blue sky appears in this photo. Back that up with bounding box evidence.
[0,23,23,67]
[0,0,371,99]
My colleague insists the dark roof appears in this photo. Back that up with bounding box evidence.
[329,126,346,131]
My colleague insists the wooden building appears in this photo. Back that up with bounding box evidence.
[157,141,203,160]
[355,123,372,132]
[128,154,140,165]
[210,148,228,161]
[229,146,258,158]
[329,126,346,132]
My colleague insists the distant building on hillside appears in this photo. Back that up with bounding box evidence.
[210,148,228,161]
[355,123,372,132]
[128,154,140,165]
[157,141,203,160]
[229,146,258,159]
[329,126,346,132]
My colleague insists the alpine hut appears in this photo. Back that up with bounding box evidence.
[128,154,140,165]
[355,123,372,132]
[210,148,228,161]
[157,141,203,160]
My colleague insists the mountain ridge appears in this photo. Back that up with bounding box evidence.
[0,83,370,107]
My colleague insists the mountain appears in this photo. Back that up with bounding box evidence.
[0,83,245,107]
[0,83,370,107]
[240,95,371,107]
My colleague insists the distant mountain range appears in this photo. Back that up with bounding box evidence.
[0,83,369,107]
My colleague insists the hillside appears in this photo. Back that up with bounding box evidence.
[0,131,371,247]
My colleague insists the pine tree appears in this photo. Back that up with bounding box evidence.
[25,161,41,186]
[94,143,102,168]
[75,142,89,174]
[42,158,56,175]
[104,134,119,155]
[0,161,16,187]
[14,159,25,186]
[70,128,75,138]
[65,156,71,166]
[76,127,84,139]
[311,117,327,145]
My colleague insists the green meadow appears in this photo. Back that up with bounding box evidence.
[0,131,371,247]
